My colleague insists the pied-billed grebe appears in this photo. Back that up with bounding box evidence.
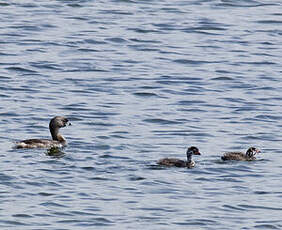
[15,116,71,149]
[157,146,201,168]
[221,147,260,161]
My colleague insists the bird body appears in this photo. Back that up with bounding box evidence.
[157,158,195,168]
[15,139,65,149]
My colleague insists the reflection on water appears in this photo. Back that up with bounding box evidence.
[46,147,66,158]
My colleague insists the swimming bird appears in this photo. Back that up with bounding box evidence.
[221,147,260,161]
[157,146,201,168]
[15,116,71,149]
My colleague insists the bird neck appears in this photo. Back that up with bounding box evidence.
[186,153,192,163]
[50,127,65,142]
[246,151,254,158]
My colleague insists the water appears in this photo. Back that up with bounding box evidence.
[0,0,282,229]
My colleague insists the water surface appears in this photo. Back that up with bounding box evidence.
[0,0,282,229]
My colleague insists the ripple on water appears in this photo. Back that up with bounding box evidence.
[254,224,280,229]
[0,220,28,227]
[238,204,282,211]
[5,66,37,73]
[143,118,182,125]
[133,92,160,97]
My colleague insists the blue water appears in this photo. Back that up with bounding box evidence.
[1,0,282,229]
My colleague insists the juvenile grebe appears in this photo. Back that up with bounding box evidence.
[15,116,71,149]
[158,146,201,168]
[221,147,260,161]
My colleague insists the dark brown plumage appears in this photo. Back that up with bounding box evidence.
[158,146,201,168]
[15,116,71,149]
[221,147,260,161]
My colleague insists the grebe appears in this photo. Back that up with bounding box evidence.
[221,147,260,161]
[15,116,71,149]
[158,146,201,168]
